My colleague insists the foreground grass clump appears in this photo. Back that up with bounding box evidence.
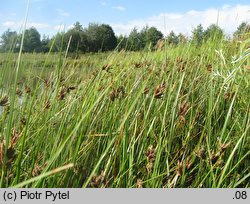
[0,41,249,188]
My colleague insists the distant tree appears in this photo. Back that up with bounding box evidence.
[23,27,41,52]
[127,28,145,51]
[65,22,87,52]
[49,32,66,52]
[177,33,188,44]
[191,24,204,46]
[40,35,50,53]
[204,24,225,42]
[85,23,117,52]
[145,27,163,49]
[117,35,129,51]
[0,29,19,52]
[233,22,250,41]
[73,21,83,32]
[166,31,179,45]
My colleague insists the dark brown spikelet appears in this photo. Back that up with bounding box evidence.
[179,115,186,124]
[197,146,206,160]
[16,88,23,97]
[44,100,51,109]
[25,85,31,94]
[146,145,156,162]
[219,141,230,153]
[58,87,67,100]
[0,129,21,167]
[134,62,143,68]
[145,145,156,173]
[90,171,105,188]
[210,151,221,165]
[32,162,48,177]
[176,57,183,63]
[143,88,150,95]
[10,129,21,147]
[0,96,9,106]
[6,147,16,166]
[109,89,117,101]
[17,80,24,86]
[154,83,165,99]
[32,164,41,177]
[67,86,77,93]
[177,160,184,176]
[137,179,143,188]
[44,78,51,89]
[178,62,186,71]
[224,92,235,101]
[117,86,126,98]
[4,105,10,114]
[20,117,27,126]
[185,156,193,170]
[207,64,213,72]
[98,85,105,92]
[60,77,66,84]
[146,162,154,174]
[179,102,189,117]
[176,57,186,71]
[102,64,112,72]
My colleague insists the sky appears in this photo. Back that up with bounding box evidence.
[0,0,249,37]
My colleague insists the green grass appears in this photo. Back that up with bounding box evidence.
[0,39,249,188]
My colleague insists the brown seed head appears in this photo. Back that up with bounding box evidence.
[207,64,213,72]
[137,179,143,188]
[32,164,41,177]
[109,89,117,101]
[219,141,231,153]
[25,85,31,94]
[154,84,165,99]
[143,88,150,95]
[177,160,184,176]
[44,100,51,109]
[58,87,67,100]
[197,146,206,160]
[20,117,27,126]
[44,78,51,89]
[245,66,250,71]
[67,86,77,93]
[210,151,221,165]
[134,62,143,68]
[186,156,193,170]
[10,129,21,148]
[146,145,156,162]
[0,96,9,106]
[16,88,22,97]
[146,161,154,173]
[90,171,105,188]
[179,102,189,116]
[102,64,112,72]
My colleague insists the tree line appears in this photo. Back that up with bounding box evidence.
[0,21,249,53]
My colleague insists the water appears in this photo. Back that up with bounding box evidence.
[0,95,24,116]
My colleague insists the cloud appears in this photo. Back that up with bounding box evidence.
[110,4,250,36]
[3,21,50,30]
[100,1,107,6]
[3,21,16,28]
[28,22,50,29]
[56,9,70,17]
[54,25,65,31]
[112,6,125,11]
[31,0,44,2]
